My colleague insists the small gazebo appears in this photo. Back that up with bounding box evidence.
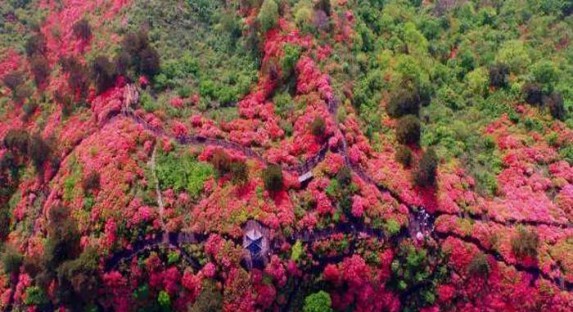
[242,220,270,270]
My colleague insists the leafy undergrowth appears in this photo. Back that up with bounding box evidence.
[1,0,573,311]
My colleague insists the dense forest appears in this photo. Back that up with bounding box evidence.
[1,0,573,311]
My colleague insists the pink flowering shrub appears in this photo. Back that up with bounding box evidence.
[323,255,400,312]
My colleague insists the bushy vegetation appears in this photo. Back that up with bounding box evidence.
[155,150,214,198]
[3,129,51,172]
[59,56,89,102]
[1,247,23,275]
[468,252,491,277]
[303,291,333,312]
[189,280,223,312]
[396,115,421,145]
[489,64,509,89]
[262,164,283,192]
[72,19,91,41]
[390,243,446,311]
[258,0,279,33]
[310,116,326,138]
[210,149,249,184]
[414,148,438,187]
[511,227,540,258]
[387,89,421,119]
[25,33,47,57]
[395,145,412,167]
[122,1,258,109]
[2,71,31,102]
[119,30,161,79]
[30,55,50,87]
[1,1,573,310]
[82,171,100,193]
[90,55,117,94]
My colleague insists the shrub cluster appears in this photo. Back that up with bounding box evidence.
[90,55,117,94]
[44,206,81,271]
[413,148,438,187]
[119,30,161,79]
[310,116,326,137]
[522,83,567,120]
[303,291,333,312]
[336,166,352,186]
[395,145,412,167]
[489,63,509,88]
[3,129,30,154]
[82,171,101,193]
[2,71,32,102]
[396,115,421,145]
[211,149,232,177]
[258,0,279,33]
[27,134,51,171]
[545,91,566,120]
[26,33,51,88]
[468,252,491,277]
[386,86,428,180]
[3,129,51,172]
[211,149,249,185]
[281,44,301,81]
[25,33,47,58]
[2,71,25,91]
[511,226,539,258]
[59,56,89,101]
[1,247,23,275]
[72,19,91,41]
[522,82,543,106]
[262,164,283,192]
[386,89,421,119]
[30,55,50,86]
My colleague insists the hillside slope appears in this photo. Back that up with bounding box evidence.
[1,0,573,311]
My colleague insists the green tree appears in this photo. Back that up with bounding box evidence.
[281,44,301,80]
[336,166,352,186]
[387,89,421,119]
[56,247,100,305]
[395,145,412,167]
[158,290,171,310]
[30,55,50,87]
[489,63,509,88]
[72,19,91,41]
[414,148,439,187]
[396,115,421,145]
[522,82,543,106]
[468,252,491,277]
[466,67,488,96]
[24,286,49,305]
[511,226,539,258]
[303,291,333,312]
[90,55,117,94]
[545,91,566,121]
[27,134,51,172]
[1,247,23,275]
[189,281,223,312]
[258,0,279,32]
[310,117,326,137]
[496,40,531,74]
[230,162,249,185]
[532,60,558,93]
[262,164,283,192]
[44,206,80,271]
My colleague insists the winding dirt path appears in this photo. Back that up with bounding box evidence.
[149,145,166,230]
